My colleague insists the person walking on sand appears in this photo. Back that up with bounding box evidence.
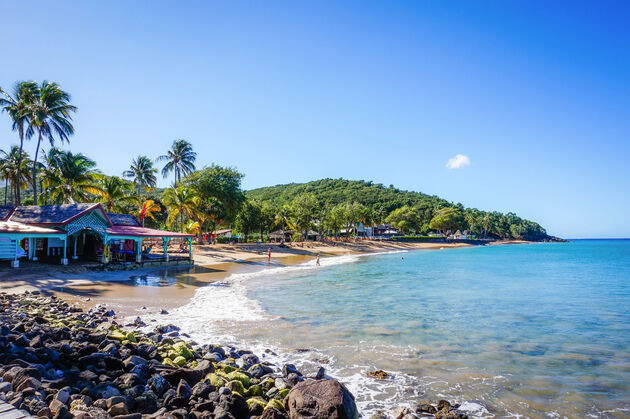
[316,252,320,266]
[267,247,271,265]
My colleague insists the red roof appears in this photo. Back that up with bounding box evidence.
[107,225,193,238]
[0,221,66,235]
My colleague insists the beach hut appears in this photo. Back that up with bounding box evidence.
[0,203,193,267]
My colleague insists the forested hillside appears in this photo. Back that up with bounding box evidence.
[246,179,550,240]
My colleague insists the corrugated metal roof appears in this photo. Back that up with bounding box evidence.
[0,221,65,235]
[0,206,15,221]
[107,213,140,226]
[9,203,103,225]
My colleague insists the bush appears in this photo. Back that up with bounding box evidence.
[391,235,445,242]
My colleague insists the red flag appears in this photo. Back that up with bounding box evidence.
[141,203,147,220]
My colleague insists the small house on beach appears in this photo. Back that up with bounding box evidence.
[0,203,193,268]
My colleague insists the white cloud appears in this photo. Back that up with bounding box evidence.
[445,154,471,169]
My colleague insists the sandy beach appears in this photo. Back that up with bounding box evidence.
[0,240,476,315]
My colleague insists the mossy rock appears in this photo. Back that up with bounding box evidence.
[228,371,250,387]
[162,358,175,367]
[173,341,193,360]
[167,350,179,360]
[261,378,275,391]
[265,399,285,412]
[220,364,237,373]
[278,388,290,399]
[205,373,226,387]
[188,360,199,369]
[226,380,246,396]
[173,356,187,367]
[161,337,175,345]
[246,397,267,411]
[126,332,137,342]
[246,384,262,397]
[110,330,127,341]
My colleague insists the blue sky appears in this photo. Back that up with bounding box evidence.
[1,1,629,238]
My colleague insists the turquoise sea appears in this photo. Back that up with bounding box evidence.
[162,240,630,418]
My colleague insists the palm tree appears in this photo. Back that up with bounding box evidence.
[0,146,32,205]
[138,199,162,225]
[156,139,197,185]
[0,81,38,205]
[163,186,198,232]
[39,149,102,204]
[26,81,77,204]
[95,175,135,212]
[123,156,157,199]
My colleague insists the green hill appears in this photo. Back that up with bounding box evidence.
[246,178,550,240]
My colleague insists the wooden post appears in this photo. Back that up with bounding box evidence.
[12,238,19,268]
[163,237,170,262]
[136,239,142,263]
[73,235,78,259]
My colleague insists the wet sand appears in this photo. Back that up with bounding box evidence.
[0,240,487,316]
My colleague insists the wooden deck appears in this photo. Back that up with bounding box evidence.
[0,401,32,419]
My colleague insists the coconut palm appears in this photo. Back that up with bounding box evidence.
[123,155,157,199]
[95,176,135,212]
[0,146,32,205]
[39,150,102,204]
[163,186,198,232]
[0,81,38,205]
[156,139,197,185]
[25,81,77,204]
[138,199,162,226]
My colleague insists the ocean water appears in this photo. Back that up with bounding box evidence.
[153,240,630,418]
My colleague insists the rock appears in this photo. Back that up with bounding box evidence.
[248,364,273,379]
[434,410,468,419]
[29,335,43,348]
[217,393,249,419]
[176,379,192,398]
[112,414,142,419]
[55,389,71,404]
[416,402,437,414]
[261,407,289,419]
[282,364,301,377]
[285,379,358,419]
[149,374,171,397]
[16,377,42,392]
[393,406,413,419]
[49,399,66,415]
[437,400,452,411]
[368,410,387,419]
[315,367,325,380]
[123,355,148,370]
[0,381,13,393]
[114,373,143,389]
[367,370,389,380]
[191,382,212,399]
[108,402,128,416]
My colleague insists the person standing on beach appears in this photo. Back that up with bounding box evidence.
[267,247,271,265]
[316,252,320,266]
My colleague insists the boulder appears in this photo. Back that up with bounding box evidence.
[285,379,358,419]
[262,407,289,419]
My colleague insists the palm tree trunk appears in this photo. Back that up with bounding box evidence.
[32,131,43,205]
[16,133,24,205]
[4,178,7,206]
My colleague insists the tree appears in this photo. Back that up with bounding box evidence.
[429,207,466,235]
[26,81,77,204]
[39,150,102,204]
[123,155,158,199]
[325,204,345,238]
[163,186,198,232]
[157,139,197,185]
[259,203,276,242]
[0,81,38,205]
[386,205,420,234]
[95,176,135,212]
[342,201,368,237]
[234,199,262,242]
[291,193,318,240]
[0,146,31,205]
[186,165,245,223]
[275,204,293,242]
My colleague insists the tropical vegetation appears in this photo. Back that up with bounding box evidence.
[1,79,550,242]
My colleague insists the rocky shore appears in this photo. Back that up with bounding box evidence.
[0,292,467,419]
